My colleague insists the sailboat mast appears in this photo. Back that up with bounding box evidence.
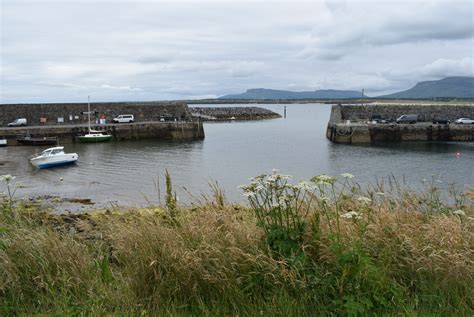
[88,95,91,132]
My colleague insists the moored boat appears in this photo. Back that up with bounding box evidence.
[77,132,112,143]
[77,96,112,143]
[0,139,7,147]
[17,135,58,146]
[30,146,78,169]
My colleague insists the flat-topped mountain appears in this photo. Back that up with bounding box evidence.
[378,77,474,99]
[219,88,365,100]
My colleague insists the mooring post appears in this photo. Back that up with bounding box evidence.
[284,106,287,118]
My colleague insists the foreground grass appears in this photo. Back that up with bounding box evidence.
[0,174,473,316]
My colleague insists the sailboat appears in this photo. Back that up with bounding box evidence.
[77,96,112,143]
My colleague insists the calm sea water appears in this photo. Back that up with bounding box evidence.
[1,103,473,208]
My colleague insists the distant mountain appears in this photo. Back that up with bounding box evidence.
[379,77,474,99]
[219,88,365,100]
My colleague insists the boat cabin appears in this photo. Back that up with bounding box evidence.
[41,147,65,156]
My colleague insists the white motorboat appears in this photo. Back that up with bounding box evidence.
[0,139,7,147]
[30,146,78,169]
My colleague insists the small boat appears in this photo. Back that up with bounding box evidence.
[17,135,58,146]
[0,139,7,147]
[30,146,78,169]
[77,96,112,143]
[77,131,112,143]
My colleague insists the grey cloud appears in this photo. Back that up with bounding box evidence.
[1,1,473,102]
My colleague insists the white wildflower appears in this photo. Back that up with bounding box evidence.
[341,211,362,220]
[453,209,465,216]
[266,174,278,183]
[375,192,385,196]
[278,196,286,206]
[357,196,372,204]
[311,174,337,186]
[319,194,330,203]
[467,216,474,221]
[341,173,354,179]
[243,191,256,198]
[297,181,317,191]
[0,174,16,183]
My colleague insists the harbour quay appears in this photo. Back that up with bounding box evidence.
[190,106,281,121]
[327,103,474,144]
[0,101,205,144]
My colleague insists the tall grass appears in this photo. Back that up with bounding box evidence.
[0,172,472,315]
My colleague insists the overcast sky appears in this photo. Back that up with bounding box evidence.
[1,0,473,103]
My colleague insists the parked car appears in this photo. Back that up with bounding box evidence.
[113,114,134,123]
[7,118,27,127]
[396,114,418,124]
[369,115,393,123]
[432,118,450,124]
[454,118,474,124]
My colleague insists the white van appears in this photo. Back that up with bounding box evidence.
[113,114,134,123]
[7,118,27,127]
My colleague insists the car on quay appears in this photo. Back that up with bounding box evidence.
[432,118,450,124]
[7,118,28,127]
[454,118,474,124]
[396,114,418,124]
[113,114,134,123]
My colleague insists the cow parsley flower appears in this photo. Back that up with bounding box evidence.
[311,174,337,186]
[319,194,330,203]
[357,196,372,204]
[453,209,465,216]
[0,174,16,183]
[297,181,317,191]
[341,173,354,179]
[341,211,362,220]
[243,191,256,198]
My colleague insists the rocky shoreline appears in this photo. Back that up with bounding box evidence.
[190,106,281,121]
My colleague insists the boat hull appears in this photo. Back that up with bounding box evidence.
[35,160,77,169]
[77,135,112,143]
[30,153,78,169]
[0,140,6,147]
[17,138,58,146]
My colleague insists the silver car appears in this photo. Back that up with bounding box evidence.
[454,118,474,124]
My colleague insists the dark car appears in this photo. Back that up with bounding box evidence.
[432,118,450,124]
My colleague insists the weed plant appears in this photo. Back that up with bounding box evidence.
[0,172,473,316]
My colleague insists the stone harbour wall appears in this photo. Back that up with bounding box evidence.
[0,101,193,127]
[0,121,205,145]
[190,106,281,121]
[327,104,474,144]
[339,104,474,122]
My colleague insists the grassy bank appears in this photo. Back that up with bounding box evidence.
[1,173,473,316]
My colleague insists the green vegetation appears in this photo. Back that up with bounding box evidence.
[1,172,473,316]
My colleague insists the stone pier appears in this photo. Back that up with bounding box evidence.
[0,101,204,144]
[326,104,474,144]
